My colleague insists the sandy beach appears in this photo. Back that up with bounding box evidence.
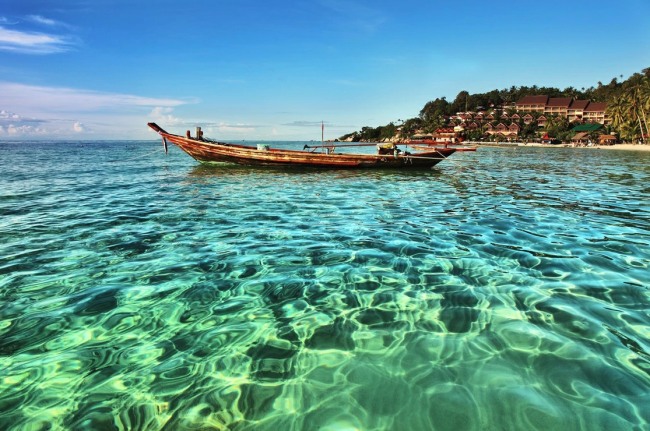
[586,143,650,151]
[530,143,650,151]
[469,142,650,151]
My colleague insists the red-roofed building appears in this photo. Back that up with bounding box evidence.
[514,96,608,125]
[567,100,590,122]
[583,102,609,125]
[522,114,534,124]
[545,98,572,117]
[516,95,549,113]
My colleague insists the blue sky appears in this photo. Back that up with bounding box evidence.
[1,0,649,140]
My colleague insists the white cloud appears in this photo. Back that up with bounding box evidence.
[201,122,258,136]
[0,82,188,114]
[0,123,47,136]
[0,83,192,139]
[0,109,21,120]
[150,106,183,126]
[284,120,327,127]
[0,26,73,54]
[27,15,60,27]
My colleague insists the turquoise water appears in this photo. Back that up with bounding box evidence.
[1,141,649,431]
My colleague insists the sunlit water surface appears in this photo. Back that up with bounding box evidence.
[1,141,649,431]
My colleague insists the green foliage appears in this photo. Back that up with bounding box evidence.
[399,118,423,138]
[545,116,572,141]
[606,71,650,142]
[380,123,397,140]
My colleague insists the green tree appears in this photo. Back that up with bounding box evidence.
[399,117,423,138]
[450,91,471,113]
[419,98,449,134]
[609,79,650,142]
[420,97,450,121]
[545,115,571,141]
[607,95,627,129]
[380,123,397,141]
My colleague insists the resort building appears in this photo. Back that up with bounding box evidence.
[515,96,608,124]
[484,122,520,139]
[544,98,572,117]
[583,102,609,124]
[567,100,590,122]
[515,95,548,113]
[437,95,611,142]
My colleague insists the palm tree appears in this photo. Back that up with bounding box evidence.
[610,85,649,143]
[629,86,647,143]
[607,95,628,137]
[619,120,640,142]
[638,77,650,140]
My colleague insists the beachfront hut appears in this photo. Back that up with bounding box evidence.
[571,132,589,145]
[599,134,616,145]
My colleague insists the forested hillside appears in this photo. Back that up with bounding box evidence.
[340,68,650,143]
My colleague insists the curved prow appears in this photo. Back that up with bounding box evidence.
[148,122,168,135]
[148,123,170,154]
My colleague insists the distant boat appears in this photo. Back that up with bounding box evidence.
[148,123,475,169]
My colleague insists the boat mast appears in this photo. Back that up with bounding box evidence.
[321,120,324,144]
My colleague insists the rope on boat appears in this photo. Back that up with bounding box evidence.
[112,146,162,163]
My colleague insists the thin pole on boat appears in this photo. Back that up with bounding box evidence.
[321,121,324,144]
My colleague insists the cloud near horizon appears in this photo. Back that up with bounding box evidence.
[1,82,189,113]
[283,120,328,127]
[0,83,191,138]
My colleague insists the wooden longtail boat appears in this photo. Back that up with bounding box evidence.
[148,123,475,169]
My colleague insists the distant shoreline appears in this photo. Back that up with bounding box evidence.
[465,142,650,152]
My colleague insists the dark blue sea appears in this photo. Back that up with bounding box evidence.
[1,140,649,430]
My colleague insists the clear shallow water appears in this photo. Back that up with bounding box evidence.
[0,141,649,431]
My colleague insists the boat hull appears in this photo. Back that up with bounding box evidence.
[149,123,459,169]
